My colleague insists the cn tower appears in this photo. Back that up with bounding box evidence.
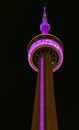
[27,7,64,130]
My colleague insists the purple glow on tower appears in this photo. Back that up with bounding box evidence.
[40,7,50,34]
[28,38,63,72]
[27,7,64,130]
[40,56,44,130]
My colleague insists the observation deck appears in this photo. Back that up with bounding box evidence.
[27,7,64,72]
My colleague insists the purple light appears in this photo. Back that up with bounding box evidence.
[40,7,50,34]
[40,56,44,130]
[28,38,63,72]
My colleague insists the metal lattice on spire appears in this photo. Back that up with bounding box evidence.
[40,7,50,34]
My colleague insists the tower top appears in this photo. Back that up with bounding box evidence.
[27,7,64,72]
[40,7,50,34]
[43,7,46,17]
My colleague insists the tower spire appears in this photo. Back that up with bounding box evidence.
[40,7,50,34]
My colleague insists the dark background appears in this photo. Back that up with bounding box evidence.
[0,0,79,130]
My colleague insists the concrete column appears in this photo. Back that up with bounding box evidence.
[44,54,58,130]
[31,54,58,130]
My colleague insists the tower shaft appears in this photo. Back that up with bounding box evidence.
[31,54,58,130]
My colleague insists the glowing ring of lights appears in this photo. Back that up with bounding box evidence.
[28,38,63,72]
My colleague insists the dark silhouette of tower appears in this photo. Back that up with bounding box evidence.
[27,7,64,130]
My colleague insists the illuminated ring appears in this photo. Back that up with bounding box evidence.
[28,37,64,72]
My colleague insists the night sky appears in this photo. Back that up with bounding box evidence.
[0,0,79,130]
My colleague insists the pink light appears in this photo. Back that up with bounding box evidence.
[40,56,44,130]
[40,7,50,34]
[28,38,63,72]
